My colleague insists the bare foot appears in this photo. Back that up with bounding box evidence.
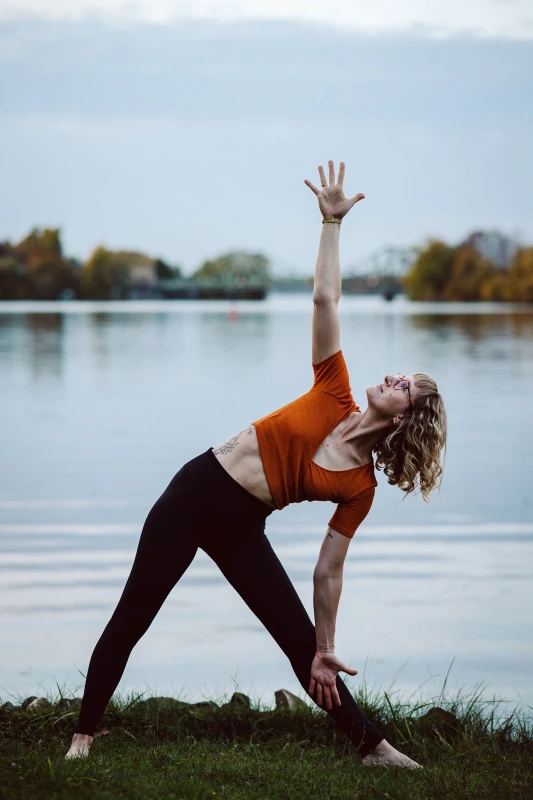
[65,733,93,759]
[362,738,423,769]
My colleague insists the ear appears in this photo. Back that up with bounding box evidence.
[393,415,402,425]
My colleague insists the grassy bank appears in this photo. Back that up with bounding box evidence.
[1,678,532,800]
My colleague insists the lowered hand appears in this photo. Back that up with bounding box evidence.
[309,650,358,711]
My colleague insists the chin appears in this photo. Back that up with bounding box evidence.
[365,385,381,409]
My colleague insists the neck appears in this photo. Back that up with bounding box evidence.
[342,409,394,459]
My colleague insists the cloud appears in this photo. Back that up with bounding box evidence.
[0,0,532,40]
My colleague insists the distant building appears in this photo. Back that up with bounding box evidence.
[460,230,518,270]
[115,251,158,288]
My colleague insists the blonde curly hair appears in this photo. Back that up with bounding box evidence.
[373,373,447,502]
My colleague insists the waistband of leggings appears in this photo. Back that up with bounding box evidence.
[182,447,275,523]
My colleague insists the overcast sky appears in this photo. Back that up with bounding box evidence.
[2,0,533,38]
[1,2,532,275]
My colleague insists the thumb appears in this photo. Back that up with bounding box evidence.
[349,193,365,209]
[338,662,358,676]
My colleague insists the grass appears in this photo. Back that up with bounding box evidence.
[1,674,532,800]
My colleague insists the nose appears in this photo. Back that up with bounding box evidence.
[385,373,403,384]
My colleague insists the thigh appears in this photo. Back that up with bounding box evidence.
[114,477,200,623]
[204,530,316,658]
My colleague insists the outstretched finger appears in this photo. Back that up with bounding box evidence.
[338,161,345,187]
[316,682,323,707]
[332,683,342,706]
[309,677,315,695]
[318,164,327,187]
[323,685,333,711]
[328,160,335,185]
[349,193,365,209]
[304,179,320,196]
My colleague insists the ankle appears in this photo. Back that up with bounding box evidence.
[368,738,391,757]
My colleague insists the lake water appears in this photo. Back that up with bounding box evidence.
[1,295,532,715]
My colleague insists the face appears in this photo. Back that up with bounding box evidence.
[366,373,416,421]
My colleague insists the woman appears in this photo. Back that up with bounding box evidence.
[67,161,446,768]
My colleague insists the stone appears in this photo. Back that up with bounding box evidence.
[57,698,81,712]
[221,692,252,711]
[417,706,465,741]
[20,696,38,710]
[135,697,190,713]
[27,697,50,712]
[190,700,219,710]
[0,701,15,712]
[274,689,306,710]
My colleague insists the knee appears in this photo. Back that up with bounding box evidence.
[104,605,154,646]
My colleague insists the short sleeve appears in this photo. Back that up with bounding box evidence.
[328,486,375,539]
[312,349,358,408]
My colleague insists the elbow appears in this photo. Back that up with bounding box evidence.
[313,567,343,582]
[313,294,340,306]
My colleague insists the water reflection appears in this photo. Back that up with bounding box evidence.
[25,314,65,379]
[0,299,532,708]
[408,312,533,341]
[198,312,270,364]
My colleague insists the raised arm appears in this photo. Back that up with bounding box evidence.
[305,160,365,364]
[311,225,342,364]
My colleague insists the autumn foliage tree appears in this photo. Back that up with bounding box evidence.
[442,247,496,302]
[81,246,132,299]
[481,248,533,302]
[402,240,455,301]
[192,251,270,287]
[403,234,532,302]
[0,227,79,299]
[507,248,533,301]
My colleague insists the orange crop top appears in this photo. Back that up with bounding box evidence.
[252,349,377,538]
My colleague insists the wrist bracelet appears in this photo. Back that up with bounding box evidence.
[322,218,342,224]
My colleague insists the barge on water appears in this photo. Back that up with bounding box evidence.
[129,279,268,300]
[160,283,268,300]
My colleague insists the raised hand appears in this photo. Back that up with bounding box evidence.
[309,651,358,711]
[304,160,365,221]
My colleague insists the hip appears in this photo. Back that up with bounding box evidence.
[169,447,275,530]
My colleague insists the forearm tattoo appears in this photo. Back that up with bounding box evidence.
[212,425,254,456]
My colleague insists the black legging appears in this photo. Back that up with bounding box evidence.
[75,448,384,757]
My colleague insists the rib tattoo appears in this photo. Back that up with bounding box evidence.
[213,426,254,456]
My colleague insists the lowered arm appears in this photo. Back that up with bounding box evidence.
[310,527,359,709]
[313,526,351,653]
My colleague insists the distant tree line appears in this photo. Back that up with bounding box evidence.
[402,231,533,302]
[0,228,271,300]
[2,226,532,302]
